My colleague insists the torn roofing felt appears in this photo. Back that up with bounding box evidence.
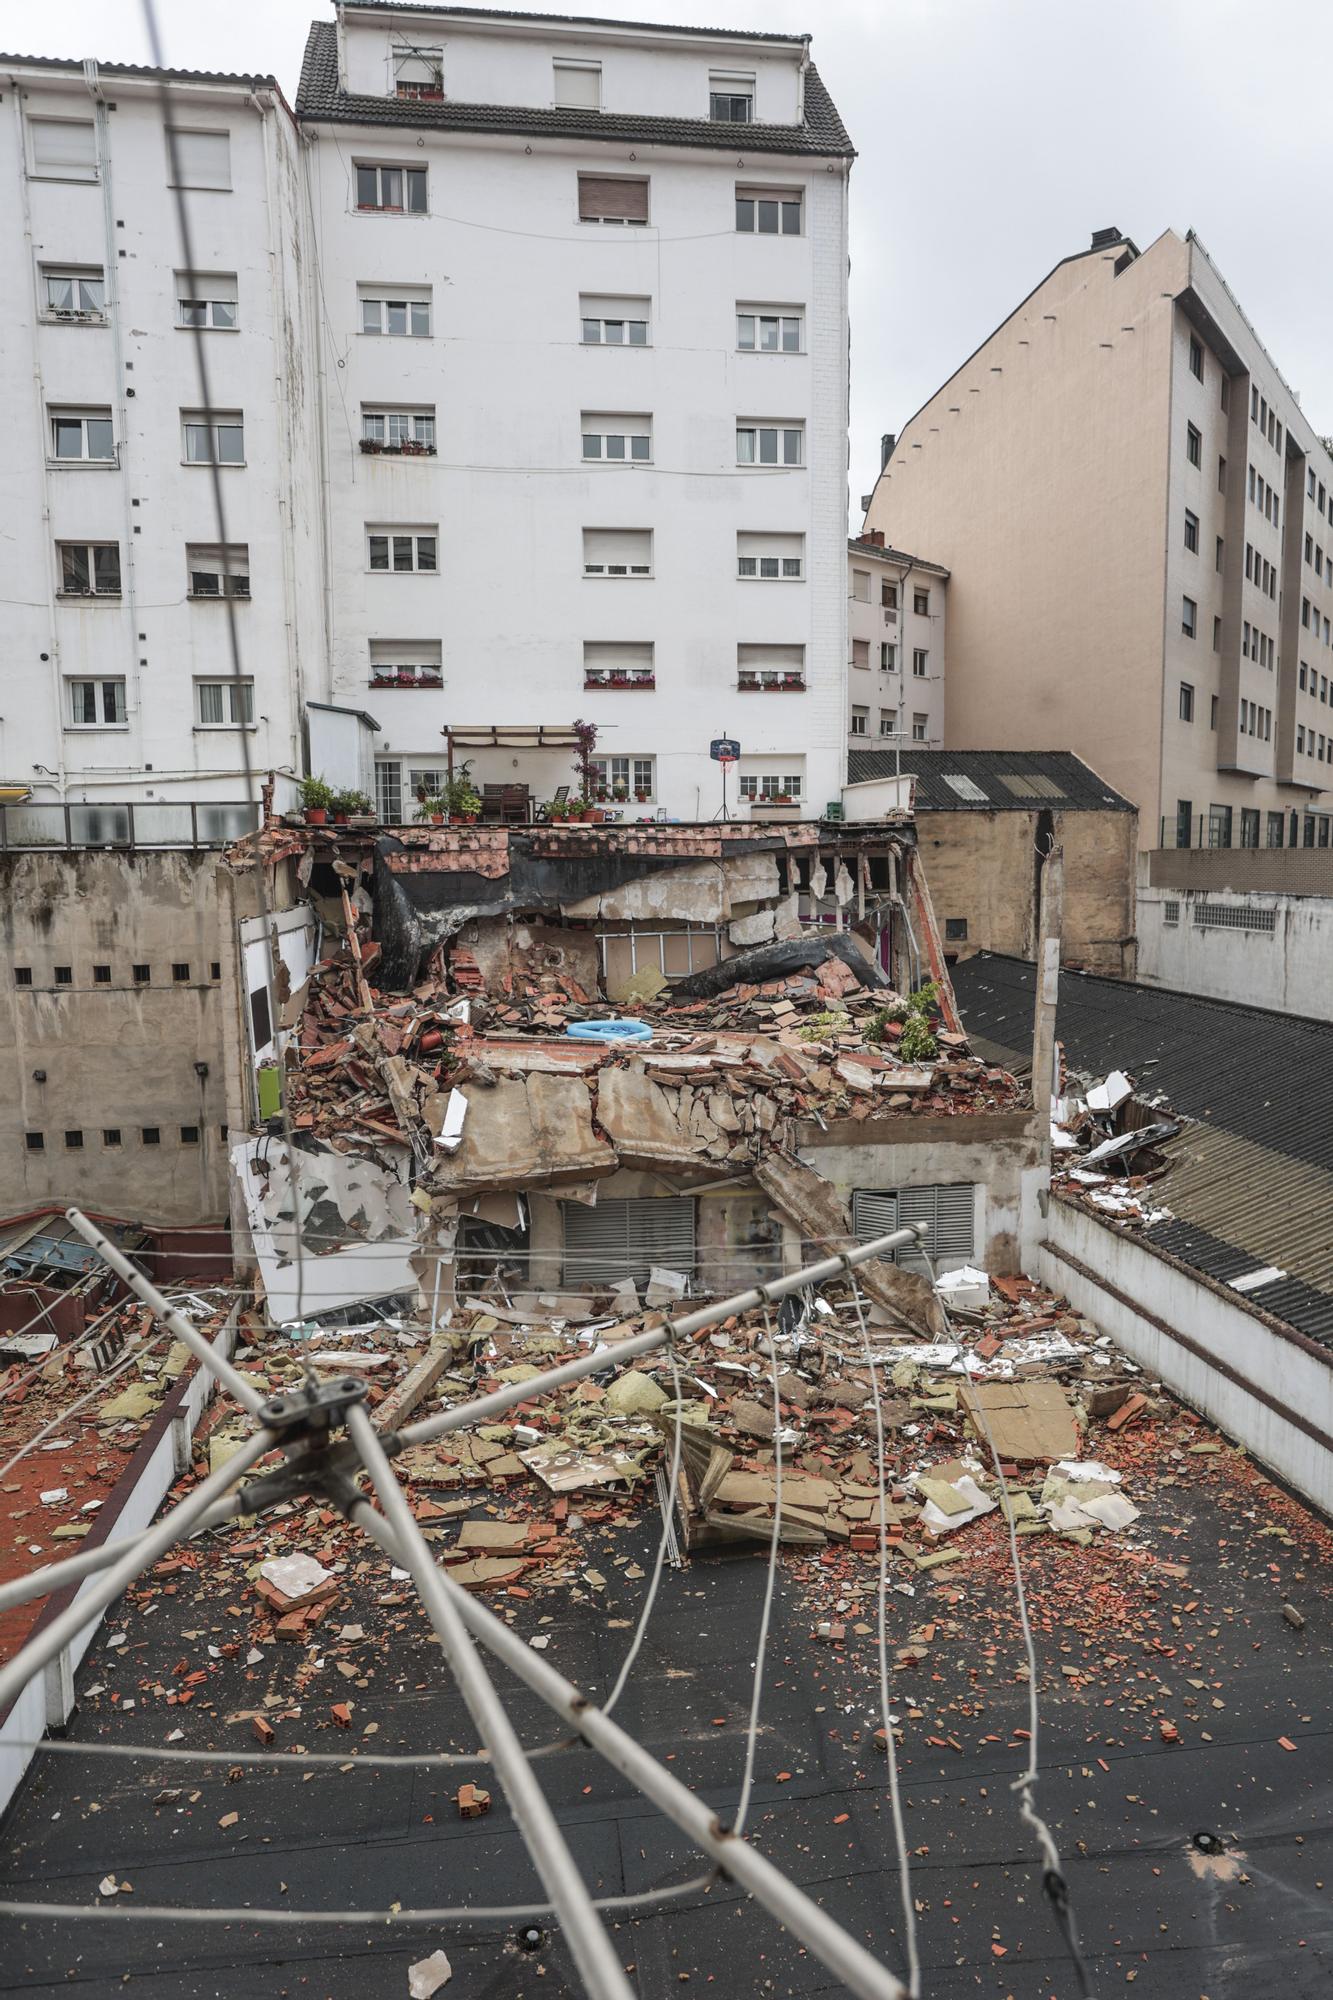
[669,931,890,1001]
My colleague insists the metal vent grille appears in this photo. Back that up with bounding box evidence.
[561,1196,696,1288]
[1193,901,1276,934]
[851,1184,975,1269]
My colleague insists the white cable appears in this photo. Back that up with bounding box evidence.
[731,1304,784,1837]
[846,1271,921,1998]
[600,1339,683,1717]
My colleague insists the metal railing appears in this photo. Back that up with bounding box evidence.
[0,801,259,852]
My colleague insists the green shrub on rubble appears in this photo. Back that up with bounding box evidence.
[797,1009,851,1043]
[898,1014,938,1063]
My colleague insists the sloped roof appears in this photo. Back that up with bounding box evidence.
[0,51,276,87]
[847,749,1136,813]
[295,20,853,155]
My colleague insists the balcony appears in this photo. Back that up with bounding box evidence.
[358,439,436,458]
[737,671,806,692]
[0,800,259,851]
[583,670,656,691]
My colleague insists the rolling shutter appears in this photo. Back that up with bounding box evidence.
[562,1196,694,1288]
[578,175,649,223]
[168,128,231,190]
[583,528,651,572]
[852,1184,975,1271]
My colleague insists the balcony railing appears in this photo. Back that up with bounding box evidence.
[0,801,259,851]
[737,672,806,692]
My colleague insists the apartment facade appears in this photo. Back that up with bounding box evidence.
[865,227,1333,855]
[0,55,324,817]
[847,532,946,756]
[298,2,854,822]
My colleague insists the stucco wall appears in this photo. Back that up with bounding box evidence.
[0,851,231,1221]
[1138,879,1333,1019]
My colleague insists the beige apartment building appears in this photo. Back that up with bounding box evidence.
[847,533,947,757]
[864,227,1333,853]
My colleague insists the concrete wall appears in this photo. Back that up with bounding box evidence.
[1038,1198,1333,1520]
[847,545,945,753]
[0,851,231,1221]
[914,809,1137,976]
[1137,874,1333,1020]
[0,63,324,806]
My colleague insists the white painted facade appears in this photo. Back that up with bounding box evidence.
[1138,877,1333,1021]
[846,535,946,756]
[0,58,323,809]
[303,4,853,823]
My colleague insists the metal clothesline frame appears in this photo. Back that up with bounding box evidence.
[0,1208,921,2000]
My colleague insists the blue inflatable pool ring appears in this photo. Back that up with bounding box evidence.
[566,1018,653,1044]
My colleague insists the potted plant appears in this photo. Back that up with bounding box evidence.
[333,787,373,825]
[571,717,599,803]
[634,788,649,802]
[612,783,629,802]
[413,793,445,824]
[300,775,334,825]
[420,667,443,689]
[371,666,393,688]
[445,775,482,823]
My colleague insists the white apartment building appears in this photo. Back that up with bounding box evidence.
[0,55,323,822]
[847,532,946,755]
[298,2,854,822]
[866,226,1333,855]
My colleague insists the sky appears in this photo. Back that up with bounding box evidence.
[19,0,1333,517]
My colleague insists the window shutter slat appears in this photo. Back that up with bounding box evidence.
[562,1196,694,1287]
[579,176,648,222]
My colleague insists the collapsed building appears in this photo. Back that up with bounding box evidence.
[222,815,1047,1330]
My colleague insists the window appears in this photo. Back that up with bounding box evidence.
[737,643,805,690]
[1218,455,1226,492]
[50,408,114,462]
[1184,509,1199,553]
[30,118,96,180]
[368,641,442,689]
[580,295,650,345]
[15,968,32,987]
[944,918,968,942]
[362,407,435,454]
[54,966,72,985]
[25,1133,44,1153]
[172,963,191,983]
[183,411,244,464]
[1220,374,1229,411]
[881,643,896,670]
[583,641,654,689]
[882,581,898,609]
[736,310,803,354]
[1186,422,1202,466]
[738,532,803,580]
[879,708,897,736]
[176,272,237,329]
[195,679,255,727]
[1182,596,1197,638]
[1175,799,1193,849]
[1266,810,1286,847]
[584,528,652,577]
[64,1130,83,1150]
[736,188,801,235]
[367,527,437,573]
[57,543,120,597]
[912,712,928,741]
[1210,694,1218,728]
[851,705,869,735]
[1163,900,1180,926]
[68,678,126,727]
[852,640,870,670]
[180,1126,200,1145]
[736,423,803,466]
[211,962,221,981]
[1189,334,1204,381]
[187,544,250,597]
[851,1184,975,1269]
[1207,804,1232,848]
[913,589,930,616]
[739,770,803,800]
[1179,681,1194,722]
[589,755,656,799]
[578,176,648,225]
[103,1129,122,1147]
[93,964,111,984]
[393,44,443,100]
[1240,809,1260,849]
[42,267,105,319]
[355,163,427,213]
[582,414,651,462]
[359,288,431,338]
[142,1127,161,1146]
[1216,536,1224,572]
[561,1193,692,1286]
[851,568,871,603]
[1251,384,1259,421]
[133,964,150,983]
[710,71,754,122]
[913,648,928,677]
[167,128,231,190]
[554,60,601,109]
[375,761,403,823]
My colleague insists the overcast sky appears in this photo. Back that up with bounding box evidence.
[23,0,1333,516]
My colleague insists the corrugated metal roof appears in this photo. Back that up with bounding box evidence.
[296,21,854,155]
[846,750,1136,813]
[953,953,1333,1349]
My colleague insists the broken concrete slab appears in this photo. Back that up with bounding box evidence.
[596,1066,702,1171]
[754,1150,945,1339]
[963,1379,1080,1463]
[429,1073,616,1194]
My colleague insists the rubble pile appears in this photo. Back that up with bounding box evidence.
[1048,1065,1180,1230]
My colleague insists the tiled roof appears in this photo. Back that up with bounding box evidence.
[295,21,853,156]
[847,749,1136,813]
[847,538,950,577]
[0,51,276,87]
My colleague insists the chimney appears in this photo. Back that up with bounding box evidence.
[860,529,885,548]
[880,432,896,470]
[1090,226,1121,249]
